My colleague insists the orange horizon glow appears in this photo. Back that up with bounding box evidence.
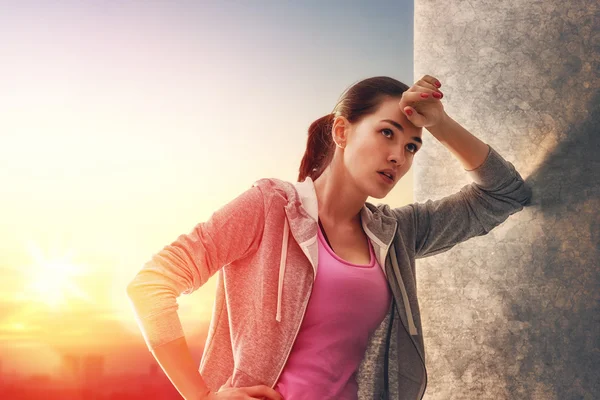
[0,238,216,377]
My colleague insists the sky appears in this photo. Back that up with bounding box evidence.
[0,0,415,376]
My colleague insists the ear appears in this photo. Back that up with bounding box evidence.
[331,116,349,149]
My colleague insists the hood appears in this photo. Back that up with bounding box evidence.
[253,176,418,335]
[251,176,317,323]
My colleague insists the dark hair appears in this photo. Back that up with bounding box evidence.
[297,76,410,182]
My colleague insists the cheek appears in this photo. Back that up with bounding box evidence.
[352,145,377,166]
[355,139,380,156]
[344,148,371,175]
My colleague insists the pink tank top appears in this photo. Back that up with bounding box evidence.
[274,223,392,399]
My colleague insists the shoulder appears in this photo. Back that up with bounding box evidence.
[252,177,297,198]
[250,177,298,210]
[252,177,292,192]
[370,201,414,222]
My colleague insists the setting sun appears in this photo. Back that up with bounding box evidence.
[21,242,91,309]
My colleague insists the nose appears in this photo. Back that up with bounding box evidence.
[388,148,406,166]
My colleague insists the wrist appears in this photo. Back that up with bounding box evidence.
[191,389,213,400]
[427,112,452,137]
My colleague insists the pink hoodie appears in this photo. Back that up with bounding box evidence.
[127,144,532,399]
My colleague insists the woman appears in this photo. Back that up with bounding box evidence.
[127,75,532,400]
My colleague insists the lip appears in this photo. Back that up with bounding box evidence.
[378,169,396,181]
[377,171,394,184]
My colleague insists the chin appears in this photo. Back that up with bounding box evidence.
[356,174,392,199]
[370,191,389,200]
[367,183,392,200]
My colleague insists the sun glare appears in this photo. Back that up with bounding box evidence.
[23,241,91,309]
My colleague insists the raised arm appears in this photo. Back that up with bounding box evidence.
[396,83,533,259]
[400,144,532,259]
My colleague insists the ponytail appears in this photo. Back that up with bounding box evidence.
[297,76,410,182]
[297,113,335,182]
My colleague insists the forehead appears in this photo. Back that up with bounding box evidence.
[374,97,404,118]
[369,97,422,136]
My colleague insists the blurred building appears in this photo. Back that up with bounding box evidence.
[82,354,105,390]
[61,353,81,383]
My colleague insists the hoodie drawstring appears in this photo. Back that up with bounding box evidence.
[276,217,289,322]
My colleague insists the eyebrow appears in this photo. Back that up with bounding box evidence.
[381,119,423,145]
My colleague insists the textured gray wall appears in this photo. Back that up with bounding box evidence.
[413,1,599,399]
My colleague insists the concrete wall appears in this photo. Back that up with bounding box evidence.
[413,1,599,399]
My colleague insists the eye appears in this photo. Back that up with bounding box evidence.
[381,128,394,138]
[382,128,419,153]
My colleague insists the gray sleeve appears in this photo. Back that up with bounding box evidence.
[398,145,532,259]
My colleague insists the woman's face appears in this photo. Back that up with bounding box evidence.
[333,96,423,199]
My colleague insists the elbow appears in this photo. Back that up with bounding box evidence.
[520,181,534,206]
[126,279,140,299]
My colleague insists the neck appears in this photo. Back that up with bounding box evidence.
[313,165,367,227]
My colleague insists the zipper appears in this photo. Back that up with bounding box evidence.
[393,285,428,400]
[392,267,428,398]
[383,299,395,399]
[383,298,428,400]
[387,241,428,399]
[418,357,428,399]
[270,268,315,388]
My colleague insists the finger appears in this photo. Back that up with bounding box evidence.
[244,385,284,400]
[401,91,443,104]
[418,74,442,88]
[402,106,427,127]
[416,78,441,93]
